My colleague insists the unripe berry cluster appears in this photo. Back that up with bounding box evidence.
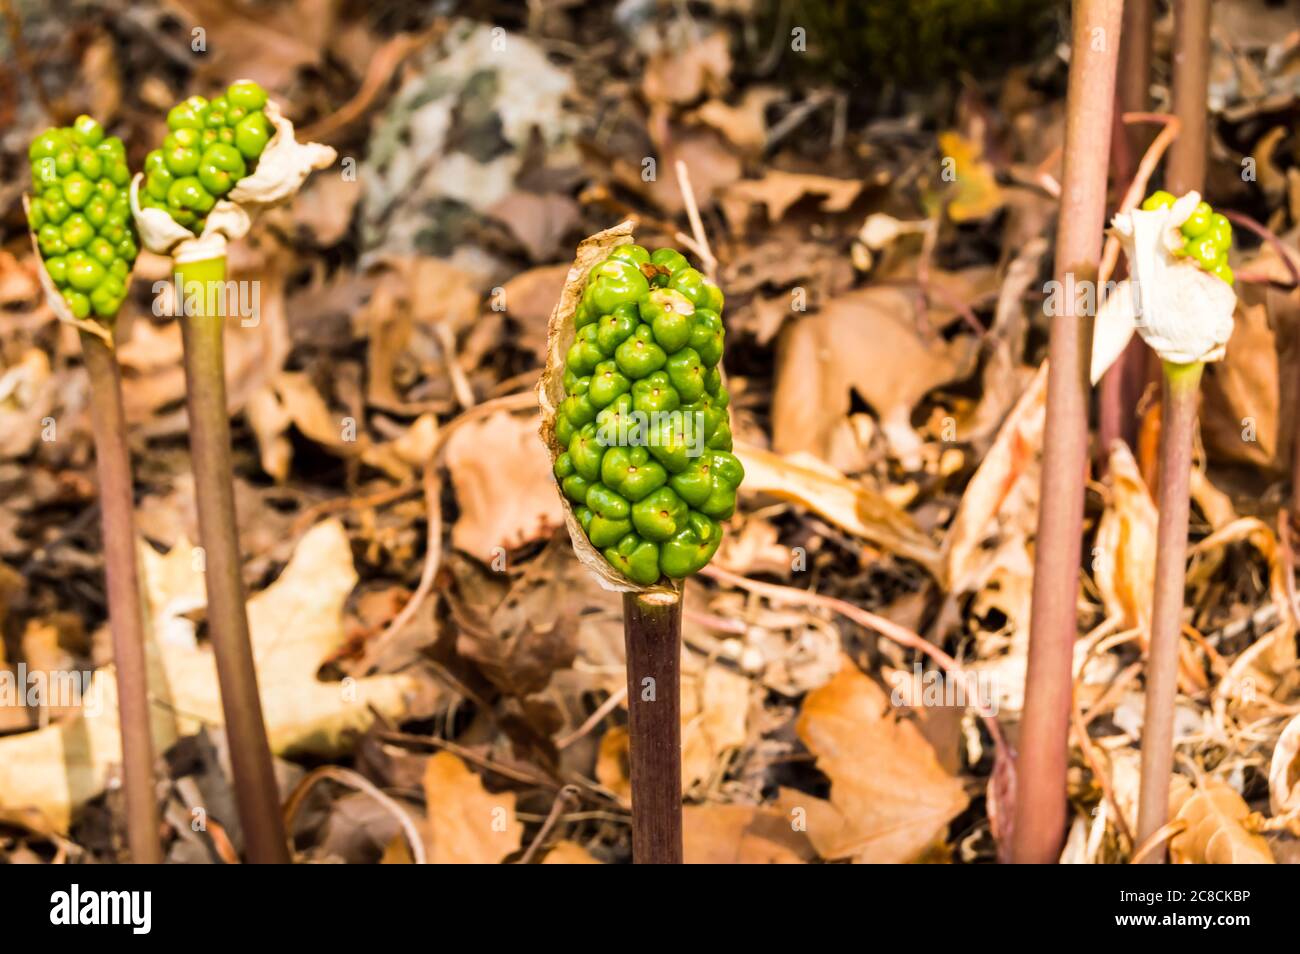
[139,81,272,233]
[1141,191,1234,286]
[27,116,136,320]
[553,246,743,585]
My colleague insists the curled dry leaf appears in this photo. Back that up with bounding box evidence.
[1168,776,1274,864]
[444,410,564,564]
[536,219,669,594]
[790,659,968,863]
[720,171,863,231]
[1094,440,1158,633]
[1269,713,1300,820]
[734,443,943,579]
[772,286,977,471]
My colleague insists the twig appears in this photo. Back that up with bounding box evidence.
[1221,209,1300,289]
[555,686,628,751]
[282,765,427,864]
[517,785,580,864]
[674,159,717,279]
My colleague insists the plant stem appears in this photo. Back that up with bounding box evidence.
[1167,0,1210,196]
[176,255,290,864]
[1099,0,1154,459]
[1010,0,1123,865]
[80,330,162,864]
[621,587,683,864]
[1135,360,1202,862]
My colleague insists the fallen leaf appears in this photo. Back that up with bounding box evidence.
[692,87,779,154]
[542,840,602,864]
[422,752,522,864]
[684,803,814,864]
[735,442,943,578]
[938,130,1005,222]
[772,287,977,469]
[721,170,863,230]
[1269,713,1300,820]
[791,660,968,863]
[1168,777,1274,864]
[0,521,420,833]
[642,32,732,106]
[1094,441,1158,633]
[443,410,565,563]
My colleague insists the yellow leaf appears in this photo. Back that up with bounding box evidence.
[938,131,1004,223]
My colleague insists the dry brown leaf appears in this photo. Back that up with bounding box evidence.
[1201,292,1281,470]
[938,130,1005,222]
[0,349,55,460]
[642,32,732,106]
[735,442,942,578]
[292,173,362,246]
[720,170,863,231]
[772,287,977,470]
[597,656,749,795]
[946,362,1046,595]
[422,752,522,864]
[444,410,564,564]
[612,129,742,215]
[792,660,968,862]
[0,521,419,832]
[684,803,814,864]
[488,191,582,263]
[1269,713,1300,820]
[692,87,780,154]
[1168,777,1274,864]
[498,264,570,359]
[1094,441,1158,633]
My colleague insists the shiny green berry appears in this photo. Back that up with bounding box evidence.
[234,111,271,160]
[197,143,247,195]
[1180,201,1213,240]
[1141,190,1176,212]
[557,244,736,582]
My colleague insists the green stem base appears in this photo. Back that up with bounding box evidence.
[177,255,290,864]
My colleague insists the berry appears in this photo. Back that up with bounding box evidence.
[1142,192,1235,287]
[27,117,139,321]
[143,81,273,234]
[553,244,742,583]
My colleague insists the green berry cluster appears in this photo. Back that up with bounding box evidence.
[139,81,272,233]
[27,116,136,321]
[1141,191,1234,286]
[553,246,743,585]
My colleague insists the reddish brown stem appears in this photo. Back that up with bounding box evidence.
[1099,0,1154,458]
[1135,361,1202,862]
[622,588,683,864]
[80,331,162,864]
[1167,0,1211,196]
[1011,0,1123,865]
[178,256,290,864]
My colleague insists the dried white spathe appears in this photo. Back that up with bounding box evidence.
[130,95,335,262]
[1110,191,1236,365]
